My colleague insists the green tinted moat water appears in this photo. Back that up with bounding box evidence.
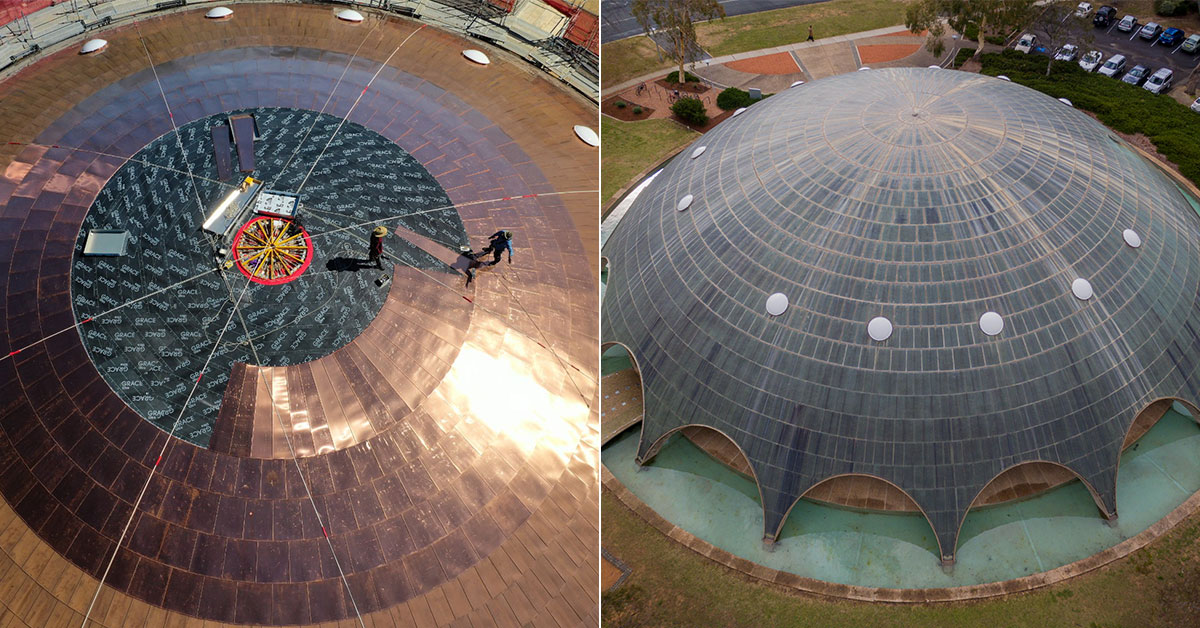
[603,410,1200,588]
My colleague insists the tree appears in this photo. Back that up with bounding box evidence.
[906,0,1037,61]
[632,0,724,84]
[1029,0,1093,76]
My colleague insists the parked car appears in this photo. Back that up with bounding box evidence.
[1139,22,1163,40]
[1182,34,1200,53]
[1159,27,1185,47]
[1079,50,1103,71]
[1191,97,1200,113]
[1098,54,1126,77]
[1122,64,1150,85]
[1093,5,1116,27]
[1075,2,1092,17]
[1014,33,1037,54]
[1143,68,1173,94]
[1054,44,1079,61]
[1116,15,1138,32]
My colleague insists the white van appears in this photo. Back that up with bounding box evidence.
[1014,33,1037,53]
[1097,53,1125,77]
[1143,68,1173,94]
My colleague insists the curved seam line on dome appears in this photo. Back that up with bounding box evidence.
[616,234,1193,430]
[668,149,1176,344]
[712,98,1124,288]
[618,229,1183,414]
[639,221,1174,389]
[737,110,1047,268]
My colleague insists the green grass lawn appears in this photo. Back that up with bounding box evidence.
[601,0,910,87]
[601,117,699,207]
[696,0,910,58]
[602,36,678,90]
[602,489,1200,628]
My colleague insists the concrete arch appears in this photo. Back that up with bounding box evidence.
[1122,397,1200,450]
[951,397,1200,564]
[954,459,1111,565]
[1105,395,1200,522]
[773,473,946,560]
[600,256,610,304]
[600,340,647,446]
[637,422,770,539]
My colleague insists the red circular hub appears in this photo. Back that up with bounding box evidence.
[232,216,313,285]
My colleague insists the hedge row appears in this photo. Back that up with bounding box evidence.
[977,50,1200,187]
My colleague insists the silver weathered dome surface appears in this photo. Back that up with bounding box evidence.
[602,67,1200,562]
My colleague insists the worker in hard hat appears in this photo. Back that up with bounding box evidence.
[369,226,387,269]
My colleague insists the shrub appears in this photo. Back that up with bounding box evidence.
[716,87,753,110]
[665,70,701,84]
[615,100,627,109]
[1154,0,1193,16]
[953,48,974,68]
[632,106,644,114]
[671,97,708,125]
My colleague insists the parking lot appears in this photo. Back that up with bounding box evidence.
[1021,5,1200,82]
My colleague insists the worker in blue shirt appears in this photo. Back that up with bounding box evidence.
[479,230,513,266]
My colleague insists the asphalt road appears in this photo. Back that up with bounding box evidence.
[601,0,830,44]
[1023,11,1200,81]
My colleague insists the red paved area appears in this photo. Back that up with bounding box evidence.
[857,42,924,64]
[724,52,801,75]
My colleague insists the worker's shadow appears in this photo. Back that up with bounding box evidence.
[327,252,486,276]
[326,257,378,272]
[449,251,494,276]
